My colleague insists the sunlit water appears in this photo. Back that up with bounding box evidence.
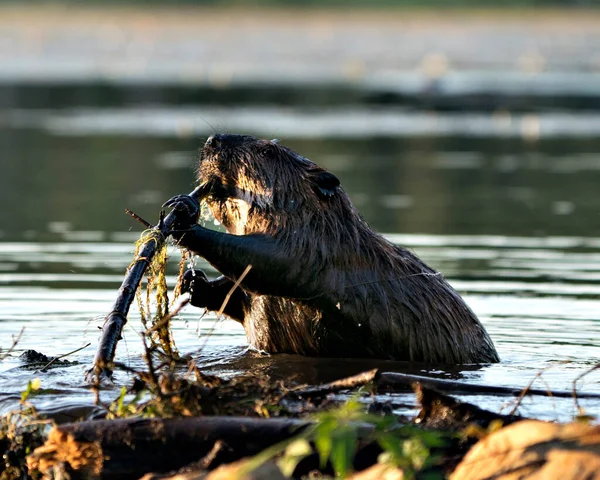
[1,232,599,423]
[8,107,600,139]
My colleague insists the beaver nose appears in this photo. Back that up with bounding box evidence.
[205,134,223,149]
[205,134,254,149]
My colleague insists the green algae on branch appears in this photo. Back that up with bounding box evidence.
[85,184,208,382]
[134,229,178,359]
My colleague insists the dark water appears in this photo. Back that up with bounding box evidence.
[1,94,600,423]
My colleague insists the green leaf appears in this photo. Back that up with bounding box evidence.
[313,417,336,468]
[276,438,312,477]
[330,426,358,478]
[20,379,41,403]
[367,413,398,431]
[237,435,301,479]
[378,433,404,457]
[402,437,429,470]
[117,386,127,415]
[417,429,449,448]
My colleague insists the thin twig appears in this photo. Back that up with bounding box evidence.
[539,377,558,421]
[187,264,253,378]
[377,372,600,399]
[0,327,24,362]
[203,264,253,346]
[125,209,154,229]
[40,342,91,372]
[218,265,253,317]
[141,332,160,394]
[112,361,144,376]
[572,362,600,415]
[508,362,564,415]
[291,369,378,399]
[199,440,226,469]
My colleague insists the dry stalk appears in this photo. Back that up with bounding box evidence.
[125,209,153,229]
[186,264,253,378]
[0,327,24,362]
[507,362,566,416]
[40,343,91,372]
[572,362,600,416]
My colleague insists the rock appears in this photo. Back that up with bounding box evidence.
[450,419,600,480]
[206,461,284,480]
[348,463,405,480]
[126,459,285,480]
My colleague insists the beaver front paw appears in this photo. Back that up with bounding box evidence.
[163,194,200,239]
[181,269,211,308]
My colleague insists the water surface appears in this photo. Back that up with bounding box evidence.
[1,123,599,421]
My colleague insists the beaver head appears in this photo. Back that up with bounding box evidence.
[197,134,347,236]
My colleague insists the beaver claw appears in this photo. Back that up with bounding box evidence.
[163,194,200,217]
[163,194,201,238]
[181,269,211,308]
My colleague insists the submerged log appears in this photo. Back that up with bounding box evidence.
[85,185,209,382]
[287,369,600,403]
[377,371,600,399]
[291,368,378,399]
[27,416,310,480]
[414,383,524,430]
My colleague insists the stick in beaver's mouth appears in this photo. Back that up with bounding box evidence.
[84,183,211,383]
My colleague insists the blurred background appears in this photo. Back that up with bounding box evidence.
[1,0,600,418]
[1,0,600,240]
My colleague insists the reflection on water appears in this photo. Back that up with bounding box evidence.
[0,232,599,421]
[9,107,600,140]
[2,127,600,241]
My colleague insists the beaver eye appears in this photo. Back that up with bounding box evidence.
[260,143,277,158]
[311,171,340,199]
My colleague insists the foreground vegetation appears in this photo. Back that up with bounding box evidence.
[2,224,599,479]
[3,350,599,479]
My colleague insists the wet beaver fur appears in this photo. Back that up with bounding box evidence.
[166,134,499,364]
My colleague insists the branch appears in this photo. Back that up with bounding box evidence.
[0,327,24,362]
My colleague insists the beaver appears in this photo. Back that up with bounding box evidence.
[165,134,499,364]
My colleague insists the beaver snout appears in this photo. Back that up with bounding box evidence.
[205,133,254,150]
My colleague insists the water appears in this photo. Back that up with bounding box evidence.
[0,7,599,424]
[1,119,599,423]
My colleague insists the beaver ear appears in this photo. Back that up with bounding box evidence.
[311,171,340,199]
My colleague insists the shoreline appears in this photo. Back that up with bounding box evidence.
[1,4,600,27]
